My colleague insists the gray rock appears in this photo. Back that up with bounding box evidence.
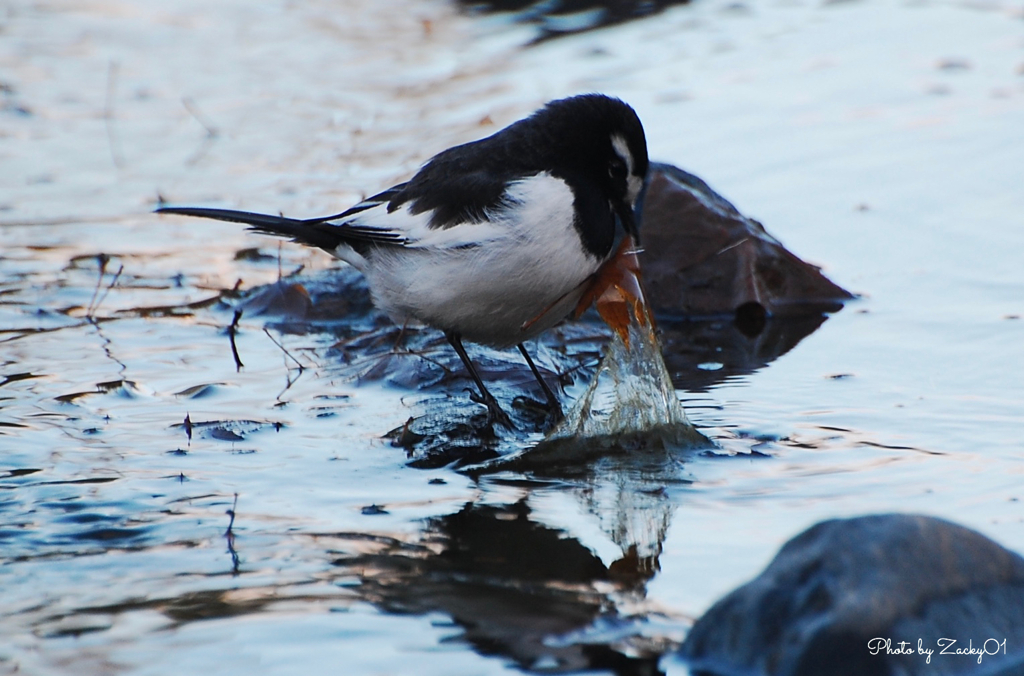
[679,514,1024,676]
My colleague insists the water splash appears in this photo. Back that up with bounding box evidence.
[547,312,703,447]
[518,242,711,466]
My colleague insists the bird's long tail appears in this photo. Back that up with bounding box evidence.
[155,206,346,252]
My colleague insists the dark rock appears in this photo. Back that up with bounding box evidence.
[678,514,1024,676]
[638,163,854,320]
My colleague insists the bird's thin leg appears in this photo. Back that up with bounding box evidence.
[444,330,512,428]
[517,343,562,416]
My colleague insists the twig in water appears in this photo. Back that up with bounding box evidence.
[182,97,220,166]
[264,328,305,373]
[182,96,218,137]
[82,260,129,376]
[91,265,123,319]
[225,493,240,575]
[85,254,123,320]
[85,253,110,317]
[225,493,238,535]
[265,328,309,402]
[104,60,125,170]
[227,309,244,371]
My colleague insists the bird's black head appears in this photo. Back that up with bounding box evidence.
[525,94,649,250]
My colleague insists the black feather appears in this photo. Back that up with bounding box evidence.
[155,206,403,253]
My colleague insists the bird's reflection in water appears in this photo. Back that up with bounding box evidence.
[334,446,693,675]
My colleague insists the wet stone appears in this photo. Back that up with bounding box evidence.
[677,514,1024,676]
[638,163,853,321]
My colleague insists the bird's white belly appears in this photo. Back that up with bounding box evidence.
[359,174,602,348]
[368,237,598,347]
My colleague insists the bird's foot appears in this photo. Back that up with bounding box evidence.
[513,395,562,429]
[540,393,563,421]
[468,390,514,429]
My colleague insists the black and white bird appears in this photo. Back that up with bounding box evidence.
[158,94,649,426]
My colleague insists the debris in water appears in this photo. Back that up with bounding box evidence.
[225,493,240,575]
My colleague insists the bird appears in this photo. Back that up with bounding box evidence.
[157,94,650,427]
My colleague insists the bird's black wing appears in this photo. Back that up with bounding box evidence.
[384,136,536,230]
[157,131,536,249]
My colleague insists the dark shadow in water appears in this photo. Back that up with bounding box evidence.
[659,311,836,393]
[454,0,693,43]
[329,435,703,674]
[341,501,614,666]
[332,497,671,675]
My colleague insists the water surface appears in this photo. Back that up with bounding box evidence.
[2,0,1023,674]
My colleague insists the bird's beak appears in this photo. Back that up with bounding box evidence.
[615,200,640,245]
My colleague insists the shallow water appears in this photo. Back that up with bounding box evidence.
[2,0,1024,674]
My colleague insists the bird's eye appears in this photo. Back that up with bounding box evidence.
[608,157,627,181]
